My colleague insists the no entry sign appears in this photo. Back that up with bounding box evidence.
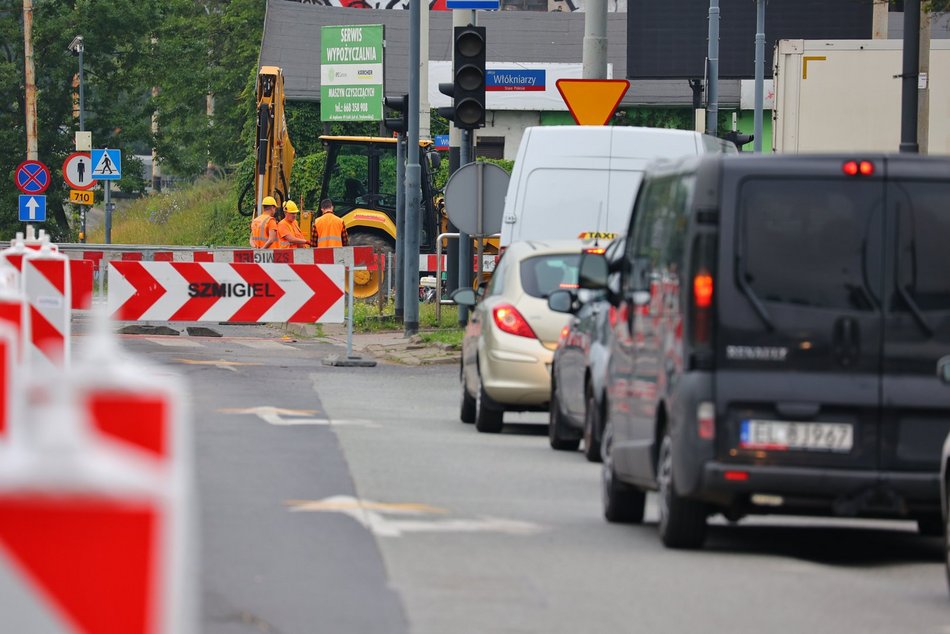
[108,262,345,323]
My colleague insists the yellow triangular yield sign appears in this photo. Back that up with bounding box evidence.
[556,79,630,126]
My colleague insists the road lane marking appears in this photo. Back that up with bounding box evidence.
[234,339,298,351]
[217,406,378,427]
[145,337,204,347]
[286,495,545,537]
[174,358,261,373]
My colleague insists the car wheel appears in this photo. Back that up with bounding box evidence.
[600,417,645,523]
[917,515,943,537]
[549,380,580,451]
[475,381,504,433]
[460,383,476,424]
[657,430,707,549]
[583,385,603,463]
[945,487,950,594]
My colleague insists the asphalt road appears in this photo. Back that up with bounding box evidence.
[111,325,949,634]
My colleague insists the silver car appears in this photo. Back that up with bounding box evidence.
[453,241,585,433]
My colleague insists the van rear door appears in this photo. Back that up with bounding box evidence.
[880,159,950,473]
[715,160,885,470]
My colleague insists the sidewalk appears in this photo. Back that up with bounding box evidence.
[283,322,461,367]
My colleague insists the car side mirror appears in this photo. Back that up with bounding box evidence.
[547,289,575,314]
[939,356,950,384]
[578,253,609,291]
[451,287,476,306]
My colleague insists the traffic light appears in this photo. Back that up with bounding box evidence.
[437,26,486,130]
[722,131,754,151]
[384,94,408,135]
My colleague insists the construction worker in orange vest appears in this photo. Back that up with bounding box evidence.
[311,198,348,249]
[277,201,309,249]
[250,196,279,249]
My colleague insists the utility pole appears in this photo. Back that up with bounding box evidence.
[404,0,422,336]
[918,5,931,155]
[900,0,921,153]
[22,0,38,161]
[395,133,406,321]
[752,0,765,152]
[420,0,431,139]
[705,0,720,137]
[582,0,607,79]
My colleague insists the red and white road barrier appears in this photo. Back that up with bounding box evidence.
[2,231,93,311]
[418,253,498,273]
[108,262,345,323]
[0,311,196,633]
[0,325,16,443]
[22,244,71,371]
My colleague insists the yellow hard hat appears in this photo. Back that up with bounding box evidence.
[262,196,277,207]
[283,200,299,213]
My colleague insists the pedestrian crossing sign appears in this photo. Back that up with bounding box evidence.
[90,149,122,180]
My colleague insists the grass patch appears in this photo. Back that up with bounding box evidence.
[87,177,248,246]
[349,299,462,332]
[418,329,463,347]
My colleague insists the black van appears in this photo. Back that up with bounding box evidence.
[575,154,950,549]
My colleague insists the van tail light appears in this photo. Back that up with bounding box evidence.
[493,304,537,339]
[688,235,717,370]
[697,401,715,440]
[724,470,749,482]
[843,160,875,176]
[693,273,713,309]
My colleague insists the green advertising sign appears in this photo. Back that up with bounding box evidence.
[321,24,385,122]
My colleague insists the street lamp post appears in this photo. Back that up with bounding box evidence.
[68,36,86,242]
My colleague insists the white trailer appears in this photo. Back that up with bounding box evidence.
[772,39,950,154]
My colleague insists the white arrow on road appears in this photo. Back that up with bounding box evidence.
[26,197,39,220]
[217,406,378,427]
[286,495,546,538]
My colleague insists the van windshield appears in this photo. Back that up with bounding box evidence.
[519,168,643,241]
[740,179,878,311]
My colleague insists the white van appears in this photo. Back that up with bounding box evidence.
[499,126,736,247]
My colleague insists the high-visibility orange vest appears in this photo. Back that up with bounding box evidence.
[313,212,345,248]
[250,214,277,249]
[277,218,305,249]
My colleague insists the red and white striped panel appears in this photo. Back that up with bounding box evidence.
[22,250,71,370]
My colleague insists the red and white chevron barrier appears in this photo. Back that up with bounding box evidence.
[109,262,345,323]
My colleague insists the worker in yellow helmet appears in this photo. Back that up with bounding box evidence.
[277,201,309,249]
[250,196,279,249]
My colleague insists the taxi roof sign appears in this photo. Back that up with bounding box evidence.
[578,231,618,240]
[556,80,630,126]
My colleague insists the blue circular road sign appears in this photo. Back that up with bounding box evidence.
[15,160,51,195]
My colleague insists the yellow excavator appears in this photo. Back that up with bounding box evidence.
[238,67,304,225]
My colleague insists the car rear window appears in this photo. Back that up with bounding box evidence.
[740,179,878,311]
[519,253,581,299]
[896,181,950,311]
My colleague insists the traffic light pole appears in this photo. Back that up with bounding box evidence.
[458,128,473,326]
[900,0,921,154]
[395,133,406,321]
[404,0,422,336]
[705,0,720,137]
[753,0,765,153]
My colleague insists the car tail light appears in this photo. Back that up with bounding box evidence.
[724,470,749,482]
[493,304,537,339]
[558,325,570,343]
[697,401,715,440]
